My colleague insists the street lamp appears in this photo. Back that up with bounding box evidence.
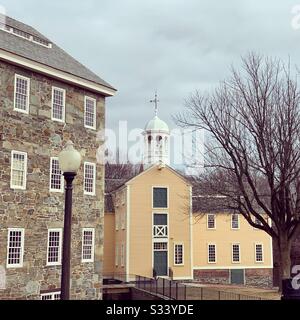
[58,140,81,300]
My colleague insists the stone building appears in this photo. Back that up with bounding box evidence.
[0,15,116,299]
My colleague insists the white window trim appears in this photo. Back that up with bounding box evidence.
[174,243,184,266]
[255,243,264,263]
[46,228,62,266]
[83,162,96,196]
[10,150,27,190]
[49,157,64,193]
[81,228,95,263]
[40,291,61,300]
[232,243,241,264]
[231,213,240,230]
[152,186,169,209]
[13,74,30,114]
[84,96,97,130]
[207,214,216,230]
[51,86,66,123]
[6,228,25,268]
[115,212,119,231]
[207,243,217,264]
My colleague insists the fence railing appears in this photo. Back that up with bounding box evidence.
[135,275,264,300]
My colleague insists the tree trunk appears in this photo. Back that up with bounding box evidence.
[277,233,292,292]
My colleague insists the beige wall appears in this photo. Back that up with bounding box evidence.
[127,166,192,280]
[103,213,115,276]
[193,213,273,269]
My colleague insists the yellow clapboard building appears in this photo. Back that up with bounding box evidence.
[103,111,273,287]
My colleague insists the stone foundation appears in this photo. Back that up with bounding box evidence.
[193,268,273,288]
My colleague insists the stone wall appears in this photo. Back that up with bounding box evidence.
[193,269,230,285]
[0,60,105,299]
[245,268,273,288]
[194,268,273,288]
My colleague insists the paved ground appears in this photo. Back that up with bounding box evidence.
[184,282,281,300]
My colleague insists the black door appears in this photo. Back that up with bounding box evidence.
[230,269,245,285]
[154,251,168,276]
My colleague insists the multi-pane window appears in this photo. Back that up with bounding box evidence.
[7,228,24,268]
[174,244,184,265]
[84,96,96,129]
[232,244,241,263]
[153,187,168,208]
[49,157,63,192]
[82,228,95,262]
[14,74,30,113]
[41,291,61,300]
[51,87,65,122]
[208,244,216,263]
[121,243,125,267]
[47,229,62,266]
[207,214,216,229]
[153,242,168,251]
[10,151,27,190]
[231,214,239,229]
[84,162,96,195]
[255,244,264,262]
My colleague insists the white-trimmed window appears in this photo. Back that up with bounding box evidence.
[121,243,125,267]
[255,243,264,263]
[7,228,24,268]
[232,244,241,263]
[47,229,62,266]
[10,151,27,190]
[49,157,64,192]
[207,214,216,229]
[84,96,96,129]
[208,244,216,263]
[41,291,61,300]
[82,228,95,262]
[51,87,65,122]
[231,213,239,229]
[84,162,96,195]
[115,244,118,266]
[14,74,30,113]
[174,243,184,265]
[153,187,168,208]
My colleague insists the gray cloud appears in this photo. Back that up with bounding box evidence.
[2,0,300,157]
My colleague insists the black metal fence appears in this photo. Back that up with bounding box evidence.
[135,275,264,300]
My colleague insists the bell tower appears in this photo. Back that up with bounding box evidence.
[143,93,170,169]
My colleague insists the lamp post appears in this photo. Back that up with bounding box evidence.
[58,140,81,300]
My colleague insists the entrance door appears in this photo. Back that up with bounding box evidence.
[230,269,245,285]
[154,251,168,276]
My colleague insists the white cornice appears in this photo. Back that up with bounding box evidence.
[0,48,116,97]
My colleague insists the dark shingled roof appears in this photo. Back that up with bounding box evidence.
[0,15,115,90]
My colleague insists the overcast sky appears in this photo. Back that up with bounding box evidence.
[2,0,300,165]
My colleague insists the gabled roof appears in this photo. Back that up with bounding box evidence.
[0,15,116,94]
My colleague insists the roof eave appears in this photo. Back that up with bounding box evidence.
[0,48,117,96]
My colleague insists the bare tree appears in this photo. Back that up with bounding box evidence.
[176,53,300,288]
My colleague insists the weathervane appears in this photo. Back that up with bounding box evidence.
[150,91,159,116]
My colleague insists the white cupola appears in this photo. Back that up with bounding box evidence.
[143,93,170,169]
